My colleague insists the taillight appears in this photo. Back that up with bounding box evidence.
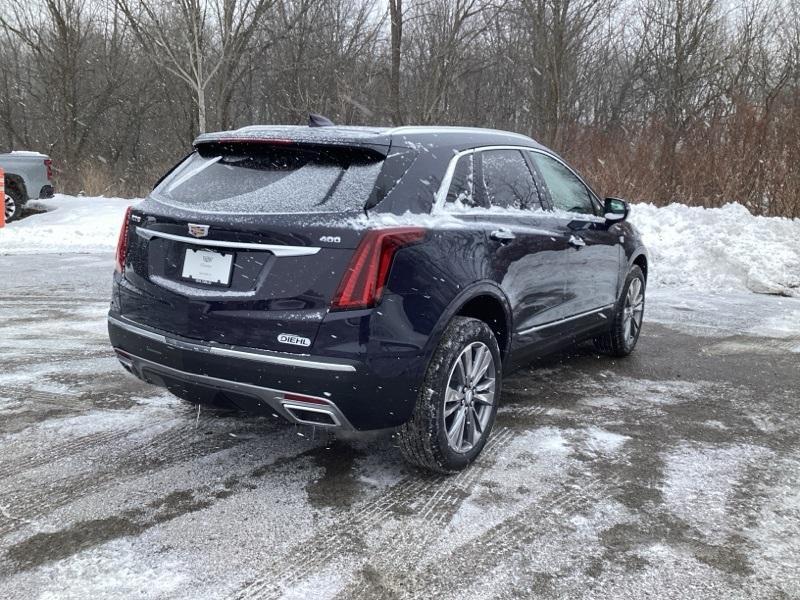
[331,227,426,311]
[115,206,133,273]
[44,159,53,180]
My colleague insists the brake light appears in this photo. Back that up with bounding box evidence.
[215,137,293,145]
[331,227,426,311]
[44,159,53,180]
[115,206,133,273]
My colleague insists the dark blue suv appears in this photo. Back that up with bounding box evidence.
[108,124,648,472]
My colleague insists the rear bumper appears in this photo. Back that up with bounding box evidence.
[108,314,426,430]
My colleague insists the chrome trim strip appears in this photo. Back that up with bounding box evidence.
[115,349,354,430]
[517,304,614,336]
[136,227,321,257]
[108,316,357,372]
[209,345,356,372]
[109,315,167,343]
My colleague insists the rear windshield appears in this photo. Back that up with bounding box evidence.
[152,144,384,214]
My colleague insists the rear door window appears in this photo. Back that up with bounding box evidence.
[479,150,541,210]
[529,152,597,216]
[444,154,478,208]
[153,144,383,214]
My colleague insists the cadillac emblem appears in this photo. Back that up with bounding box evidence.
[188,223,210,238]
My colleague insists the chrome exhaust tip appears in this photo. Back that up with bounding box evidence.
[282,403,340,427]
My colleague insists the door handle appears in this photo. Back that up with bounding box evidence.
[490,229,516,242]
[568,234,586,249]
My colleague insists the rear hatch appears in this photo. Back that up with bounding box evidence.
[119,140,387,353]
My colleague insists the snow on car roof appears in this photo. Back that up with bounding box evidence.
[5,150,49,157]
[194,124,544,152]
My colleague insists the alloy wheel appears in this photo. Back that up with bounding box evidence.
[4,193,15,221]
[622,278,644,345]
[443,341,496,453]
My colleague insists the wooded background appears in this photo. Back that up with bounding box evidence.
[1,0,798,217]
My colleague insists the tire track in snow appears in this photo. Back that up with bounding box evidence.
[0,428,137,480]
[231,428,516,600]
[391,476,623,600]
[387,447,630,600]
[334,428,516,600]
[0,413,248,537]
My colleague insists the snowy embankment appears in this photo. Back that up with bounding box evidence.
[630,203,800,297]
[1,195,798,297]
[0,194,136,254]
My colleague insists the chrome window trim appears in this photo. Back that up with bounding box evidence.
[432,145,602,217]
[108,316,356,372]
[517,304,614,336]
[135,227,321,257]
[432,145,537,213]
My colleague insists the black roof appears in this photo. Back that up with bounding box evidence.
[194,125,547,154]
[192,124,554,214]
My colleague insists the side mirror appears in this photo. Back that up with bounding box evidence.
[604,197,629,223]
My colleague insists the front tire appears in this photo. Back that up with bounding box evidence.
[4,186,25,222]
[594,265,646,357]
[398,317,501,473]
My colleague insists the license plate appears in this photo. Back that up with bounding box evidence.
[181,249,234,286]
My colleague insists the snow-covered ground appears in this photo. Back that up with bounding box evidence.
[0,195,135,254]
[2,196,798,298]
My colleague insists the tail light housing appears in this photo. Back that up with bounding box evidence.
[44,159,53,180]
[331,227,426,311]
[115,206,133,273]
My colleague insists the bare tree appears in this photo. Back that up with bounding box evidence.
[0,0,796,215]
[115,0,275,133]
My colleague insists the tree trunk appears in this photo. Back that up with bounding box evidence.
[389,0,403,126]
[197,85,207,134]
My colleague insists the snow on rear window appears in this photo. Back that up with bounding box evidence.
[152,145,383,214]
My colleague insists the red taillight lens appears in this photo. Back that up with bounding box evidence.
[331,227,426,311]
[44,159,53,180]
[283,392,328,405]
[115,206,133,273]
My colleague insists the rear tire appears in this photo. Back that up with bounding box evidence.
[4,185,25,222]
[398,317,502,473]
[594,265,646,357]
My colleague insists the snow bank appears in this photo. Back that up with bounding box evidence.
[0,194,139,255]
[630,202,800,297]
[2,195,798,298]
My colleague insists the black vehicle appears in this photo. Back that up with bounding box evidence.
[108,123,648,473]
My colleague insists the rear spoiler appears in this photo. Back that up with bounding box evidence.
[193,132,390,159]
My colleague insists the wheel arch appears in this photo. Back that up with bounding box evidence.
[4,173,28,200]
[429,282,513,364]
[631,251,648,282]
